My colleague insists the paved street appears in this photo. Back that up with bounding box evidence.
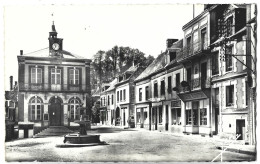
[5,126,256,162]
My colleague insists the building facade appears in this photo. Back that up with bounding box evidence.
[176,7,213,136]
[17,23,91,136]
[210,4,254,144]
[115,65,145,127]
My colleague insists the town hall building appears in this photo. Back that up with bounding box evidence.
[17,22,91,137]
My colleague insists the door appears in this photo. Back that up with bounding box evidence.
[116,107,120,126]
[165,105,169,131]
[49,98,62,126]
[215,107,219,135]
[123,110,126,126]
[236,119,245,140]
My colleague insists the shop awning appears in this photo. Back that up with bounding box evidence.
[177,89,210,102]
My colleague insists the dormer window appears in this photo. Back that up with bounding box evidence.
[169,51,176,62]
[126,73,131,79]
[119,76,123,82]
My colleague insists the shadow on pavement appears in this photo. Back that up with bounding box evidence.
[90,127,137,133]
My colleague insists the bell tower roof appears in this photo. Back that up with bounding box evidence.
[49,21,58,38]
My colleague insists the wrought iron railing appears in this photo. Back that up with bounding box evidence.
[176,37,209,61]
[19,83,88,92]
[174,77,211,94]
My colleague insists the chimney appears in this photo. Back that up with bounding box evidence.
[10,76,13,90]
[166,39,178,48]
[20,50,23,56]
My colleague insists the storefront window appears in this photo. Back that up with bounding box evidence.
[186,110,192,125]
[171,108,181,125]
[192,102,198,126]
[144,108,148,123]
[200,108,207,125]
[136,109,141,123]
[159,106,162,123]
[152,108,156,123]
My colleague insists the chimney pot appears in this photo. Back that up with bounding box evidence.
[20,50,23,56]
[10,76,13,90]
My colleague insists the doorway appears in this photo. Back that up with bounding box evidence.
[49,97,62,126]
[215,107,219,135]
[116,107,120,126]
[236,119,245,140]
[165,105,169,131]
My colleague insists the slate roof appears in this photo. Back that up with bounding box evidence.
[22,47,85,59]
[106,78,117,92]
[135,52,167,82]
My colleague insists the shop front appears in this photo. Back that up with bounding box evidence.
[169,100,183,134]
[151,102,162,131]
[135,103,150,129]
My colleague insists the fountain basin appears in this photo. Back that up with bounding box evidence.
[63,134,101,144]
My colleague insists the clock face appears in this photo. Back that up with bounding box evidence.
[52,43,60,50]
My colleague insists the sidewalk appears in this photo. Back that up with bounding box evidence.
[129,127,257,156]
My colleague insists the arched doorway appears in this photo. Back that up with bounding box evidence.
[116,107,120,126]
[49,97,63,126]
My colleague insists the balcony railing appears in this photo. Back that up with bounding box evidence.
[177,37,209,61]
[174,77,211,94]
[19,83,88,92]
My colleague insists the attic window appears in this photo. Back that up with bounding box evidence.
[126,73,131,79]
[119,76,123,82]
[169,51,176,62]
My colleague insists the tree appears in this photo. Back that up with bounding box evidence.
[91,46,155,90]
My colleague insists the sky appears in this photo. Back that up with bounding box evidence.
[2,2,205,90]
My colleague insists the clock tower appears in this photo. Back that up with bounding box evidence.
[48,21,63,57]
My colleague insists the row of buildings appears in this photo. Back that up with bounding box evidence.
[95,4,256,145]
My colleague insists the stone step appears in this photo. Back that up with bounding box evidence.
[34,126,73,138]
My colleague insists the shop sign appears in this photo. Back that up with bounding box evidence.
[171,100,181,108]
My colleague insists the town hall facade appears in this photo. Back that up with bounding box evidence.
[17,22,91,135]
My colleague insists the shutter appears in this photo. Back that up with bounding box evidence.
[79,67,82,90]
[48,66,52,90]
[67,67,70,89]
[28,104,31,122]
[60,67,64,90]
[41,66,44,85]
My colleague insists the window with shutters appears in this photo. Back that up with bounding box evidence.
[226,85,234,106]
[212,52,219,75]
[145,86,149,100]
[51,68,61,84]
[161,80,165,96]
[168,76,172,93]
[69,68,79,85]
[117,91,119,102]
[120,90,122,101]
[123,89,126,101]
[225,46,233,72]
[31,67,42,84]
[154,82,158,97]
[139,88,142,101]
